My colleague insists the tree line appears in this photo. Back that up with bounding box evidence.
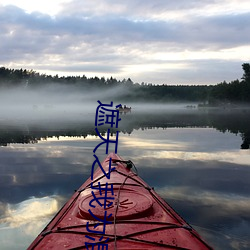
[0,63,249,104]
[208,63,250,105]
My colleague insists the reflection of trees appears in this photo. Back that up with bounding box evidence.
[0,135,38,146]
[200,109,250,149]
[0,109,250,149]
[0,122,132,147]
[241,133,250,149]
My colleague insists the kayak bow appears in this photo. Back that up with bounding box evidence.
[28,152,213,249]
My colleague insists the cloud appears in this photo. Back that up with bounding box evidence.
[58,0,242,19]
[157,186,250,216]
[0,1,250,84]
[0,196,59,229]
[0,196,61,249]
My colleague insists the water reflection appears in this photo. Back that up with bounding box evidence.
[0,108,250,149]
[0,196,62,250]
[0,108,250,249]
[1,196,59,228]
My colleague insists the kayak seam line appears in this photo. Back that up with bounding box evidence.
[52,224,187,235]
[55,226,192,250]
[55,220,182,231]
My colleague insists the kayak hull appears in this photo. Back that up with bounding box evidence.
[28,153,213,249]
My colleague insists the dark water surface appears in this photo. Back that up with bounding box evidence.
[0,105,250,249]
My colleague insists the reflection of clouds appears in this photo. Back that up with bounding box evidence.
[121,138,185,150]
[157,186,250,249]
[117,147,250,168]
[119,127,243,152]
[118,128,249,166]
[0,202,7,218]
[119,132,187,155]
[157,186,250,216]
[153,150,250,166]
[0,196,59,230]
[0,135,108,205]
[5,141,94,176]
[0,196,61,250]
[194,223,250,250]
[43,135,99,142]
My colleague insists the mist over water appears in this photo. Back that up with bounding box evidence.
[0,85,97,122]
[0,84,197,124]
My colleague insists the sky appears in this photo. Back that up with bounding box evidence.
[0,0,250,85]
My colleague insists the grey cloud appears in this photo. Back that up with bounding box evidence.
[132,59,244,85]
[59,0,215,18]
[1,4,249,50]
[185,13,250,49]
[0,2,249,84]
[40,64,121,74]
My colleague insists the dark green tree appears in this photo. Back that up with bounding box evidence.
[242,63,250,82]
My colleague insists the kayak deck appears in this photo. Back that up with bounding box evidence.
[28,152,213,249]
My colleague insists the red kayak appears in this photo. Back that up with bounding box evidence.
[28,153,213,249]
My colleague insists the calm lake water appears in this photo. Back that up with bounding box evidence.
[0,104,250,249]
